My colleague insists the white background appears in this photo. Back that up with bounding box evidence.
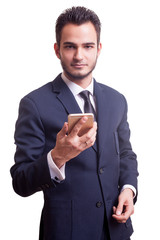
[1,0,160,239]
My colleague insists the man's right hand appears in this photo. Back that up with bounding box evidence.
[51,116,97,169]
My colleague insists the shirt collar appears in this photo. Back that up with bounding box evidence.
[61,72,94,97]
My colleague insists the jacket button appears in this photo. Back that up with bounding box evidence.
[96,201,102,208]
[99,168,104,174]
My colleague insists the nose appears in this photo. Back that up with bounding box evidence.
[73,48,83,61]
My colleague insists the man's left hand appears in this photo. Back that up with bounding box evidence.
[112,188,134,223]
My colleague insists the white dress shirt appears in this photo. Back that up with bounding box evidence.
[47,73,136,196]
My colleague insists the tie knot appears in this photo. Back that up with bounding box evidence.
[79,90,96,120]
[79,90,90,101]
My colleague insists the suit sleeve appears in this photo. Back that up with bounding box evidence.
[10,96,55,197]
[118,95,138,201]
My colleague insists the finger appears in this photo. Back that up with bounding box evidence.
[89,122,97,136]
[69,117,88,137]
[81,133,96,150]
[113,206,116,214]
[81,121,97,143]
[123,204,134,219]
[57,122,68,139]
[92,121,97,131]
[115,200,123,216]
[87,132,97,146]
[112,213,128,223]
[112,205,133,223]
[83,136,96,149]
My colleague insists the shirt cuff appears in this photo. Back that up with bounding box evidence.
[47,150,66,182]
[121,184,137,198]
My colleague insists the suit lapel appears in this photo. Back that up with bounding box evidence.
[94,80,111,156]
[52,74,82,114]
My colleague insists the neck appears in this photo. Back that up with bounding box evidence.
[63,72,93,89]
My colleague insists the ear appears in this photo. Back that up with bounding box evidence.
[97,43,102,57]
[54,43,60,59]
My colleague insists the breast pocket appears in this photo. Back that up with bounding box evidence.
[114,131,120,155]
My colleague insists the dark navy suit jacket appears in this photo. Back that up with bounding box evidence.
[11,74,138,240]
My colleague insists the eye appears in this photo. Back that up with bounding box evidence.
[65,45,75,49]
[84,45,94,49]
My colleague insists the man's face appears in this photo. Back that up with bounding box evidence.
[54,22,102,85]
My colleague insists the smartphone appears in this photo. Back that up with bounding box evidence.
[68,113,94,137]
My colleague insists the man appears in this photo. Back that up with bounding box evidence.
[10,6,138,240]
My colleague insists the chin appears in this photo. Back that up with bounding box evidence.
[66,70,92,81]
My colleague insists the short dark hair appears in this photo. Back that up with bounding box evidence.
[55,6,101,47]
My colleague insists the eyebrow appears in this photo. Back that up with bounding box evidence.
[63,42,96,46]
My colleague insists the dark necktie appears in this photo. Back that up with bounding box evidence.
[79,90,97,150]
[79,90,96,120]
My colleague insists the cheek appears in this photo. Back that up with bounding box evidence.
[60,52,73,62]
[87,52,98,62]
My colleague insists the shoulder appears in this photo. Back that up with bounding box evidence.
[21,74,62,104]
[96,81,121,95]
[95,81,127,104]
[17,82,53,118]
[25,82,53,100]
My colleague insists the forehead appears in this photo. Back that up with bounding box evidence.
[60,22,97,44]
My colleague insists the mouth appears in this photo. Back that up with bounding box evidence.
[71,63,87,68]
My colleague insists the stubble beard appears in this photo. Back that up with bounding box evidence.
[60,58,98,81]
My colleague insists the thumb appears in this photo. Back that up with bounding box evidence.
[116,200,124,216]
